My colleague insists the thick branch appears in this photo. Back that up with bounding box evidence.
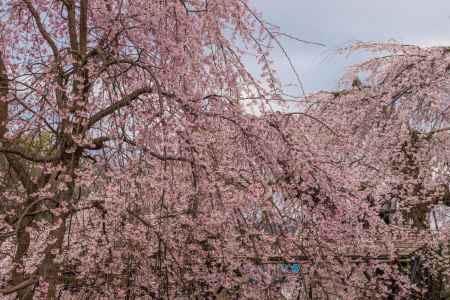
[79,0,88,56]
[0,54,7,139]
[63,0,79,53]
[0,144,61,163]
[0,53,36,193]
[15,198,47,238]
[0,277,37,295]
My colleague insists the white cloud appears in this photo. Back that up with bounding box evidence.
[251,0,450,92]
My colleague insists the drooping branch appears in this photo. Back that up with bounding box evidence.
[285,112,337,136]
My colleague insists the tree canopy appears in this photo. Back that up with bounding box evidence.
[0,1,449,299]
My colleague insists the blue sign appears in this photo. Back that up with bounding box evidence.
[281,263,301,273]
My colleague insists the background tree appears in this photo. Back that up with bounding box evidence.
[307,42,450,299]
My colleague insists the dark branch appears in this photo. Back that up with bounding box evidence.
[0,277,38,295]
[86,86,153,129]
[0,144,61,163]
[22,0,60,59]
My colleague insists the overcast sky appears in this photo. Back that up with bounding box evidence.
[251,0,450,94]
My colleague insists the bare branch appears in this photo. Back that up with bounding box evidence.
[22,0,60,59]
[285,112,337,136]
[179,0,208,13]
[106,135,194,163]
[86,86,153,129]
[275,32,326,47]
